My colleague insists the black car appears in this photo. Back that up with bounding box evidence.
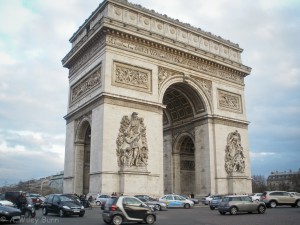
[0,204,22,223]
[42,194,85,217]
[102,196,156,225]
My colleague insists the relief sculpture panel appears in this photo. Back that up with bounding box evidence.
[218,89,242,113]
[71,65,101,103]
[112,62,152,93]
[224,130,245,174]
[116,112,149,170]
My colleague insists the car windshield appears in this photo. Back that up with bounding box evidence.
[60,196,74,202]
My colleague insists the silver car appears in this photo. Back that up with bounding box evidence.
[218,195,266,215]
[135,196,167,211]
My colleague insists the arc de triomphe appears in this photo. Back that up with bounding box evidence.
[62,0,252,197]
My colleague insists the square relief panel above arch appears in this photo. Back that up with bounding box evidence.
[217,89,243,113]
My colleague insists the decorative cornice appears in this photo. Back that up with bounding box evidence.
[106,32,246,84]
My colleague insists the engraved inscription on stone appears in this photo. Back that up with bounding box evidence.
[107,35,244,84]
[218,89,242,113]
[113,62,152,93]
[71,65,101,103]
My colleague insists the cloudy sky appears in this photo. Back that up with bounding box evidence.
[0,0,299,186]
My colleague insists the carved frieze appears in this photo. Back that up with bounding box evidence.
[116,112,149,170]
[158,66,184,89]
[224,130,245,174]
[191,76,212,101]
[69,36,105,75]
[106,35,244,84]
[218,89,242,113]
[112,62,152,93]
[71,65,101,103]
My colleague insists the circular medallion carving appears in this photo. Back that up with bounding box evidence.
[130,14,136,20]
[144,18,149,25]
[170,28,175,34]
[182,32,187,38]
[193,36,198,42]
[214,45,218,50]
[233,53,237,57]
[157,23,163,30]
[224,49,228,54]
[115,8,122,16]
[204,40,209,46]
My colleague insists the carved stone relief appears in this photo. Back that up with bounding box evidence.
[112,62,152,93]
[224,130,245,174]
[158,66,184,89]
[106,35,244,84]
[218,89,242,113]
[191,76,212,101]
[69,36,105,75]
[71,65,101,103]
[116,112,149,169]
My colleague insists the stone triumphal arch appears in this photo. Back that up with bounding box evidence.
[62,0,252,197]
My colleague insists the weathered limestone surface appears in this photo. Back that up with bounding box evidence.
[63,0,252,197]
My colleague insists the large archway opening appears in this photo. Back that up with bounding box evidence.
[83,126,91,195]
[162,82,206,195]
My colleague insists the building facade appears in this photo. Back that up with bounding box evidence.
[62,0,252,197]
[267,169,300,192]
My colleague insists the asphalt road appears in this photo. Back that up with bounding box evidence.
[19,205,300,225]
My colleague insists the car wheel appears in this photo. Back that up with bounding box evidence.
[145,214,155,224]
[219,211,226,215]
[258,205,266,214]
[112,215,123,225]
[0,216,7,222]
[230,207,238,215]
[155,204,161,211]
[42,207,48,215]
[296,200,300,208]
[59,209,64,217]
[184,203,190,209]
[210,206,215,210]
[79,212,84,217]
[96,201,101,206]
[270,201,277,208]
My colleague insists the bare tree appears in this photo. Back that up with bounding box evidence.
[252,175,267,193]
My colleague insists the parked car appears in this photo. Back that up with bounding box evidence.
[134,195,158,201]
[209,195,223,210]
[95,194,110,206]
[102,196,156,225]
[250,193,262,201]
[159,194,194,208]
[218,195,266,215]
[181,195,199,204]
[42,194,85,217]
[135,196,167,211]
[0,204,22,223]
[204,195,223,205]
[0,200,15,207]
[260,191,300,208]
[288,192,300,196]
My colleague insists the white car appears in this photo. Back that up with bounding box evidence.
[159,194,194,208]
[250,193,262,201]
[0,200,15,207]
[204,195,223,205]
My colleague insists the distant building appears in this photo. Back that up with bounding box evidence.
[267,169,300,191]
